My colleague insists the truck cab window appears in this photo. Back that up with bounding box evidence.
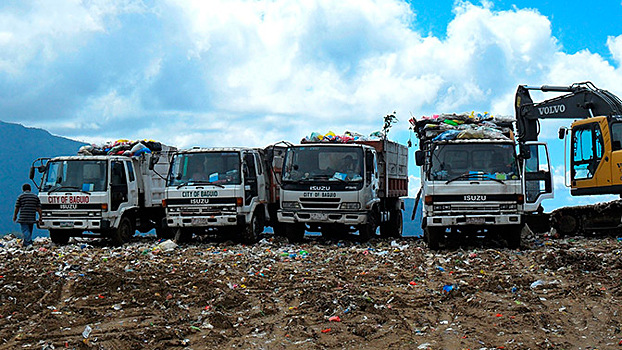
[244,153,258,204]
[126,161,135,182]
[254,153,263,175]
[365,150,374,184]
[111,161,128,211]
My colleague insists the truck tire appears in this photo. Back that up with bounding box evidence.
[174,228,192,243]
[380,210,403,238]
[272,223,286,237]
[321,224,343,240]
[241,213,262,244]
[111,217,134,246]
[285,223,305,243]
[156,226,174,240]
[505,225,523,249]
[358,222,376,243]
[424,227,443,250]
[49,229,70,245]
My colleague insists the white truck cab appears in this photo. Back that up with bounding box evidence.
[163,147,274,243]
[31,144,175,245]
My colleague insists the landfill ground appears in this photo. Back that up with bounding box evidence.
[0,229,621,350]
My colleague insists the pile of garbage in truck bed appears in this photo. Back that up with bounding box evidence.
[77,139,165,157]
[301,130,385,143]
[409,112,515,142]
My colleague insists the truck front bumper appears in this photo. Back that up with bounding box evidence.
[278,210,367,225]
[425,214,521,227]
[40,218,107,231]
[166,214,241,228]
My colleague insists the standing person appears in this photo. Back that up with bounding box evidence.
[13,184,42,248]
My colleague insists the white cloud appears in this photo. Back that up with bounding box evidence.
[0,0,146,75]
[7,0,621,144]
[607,34,622,64]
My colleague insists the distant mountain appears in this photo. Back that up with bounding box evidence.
[0,120,84,236]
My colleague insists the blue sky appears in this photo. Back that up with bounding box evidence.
[1,0,621,211]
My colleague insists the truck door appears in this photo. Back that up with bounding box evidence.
[253,152,267,202]
[523,142,553,212]
[110,161,129,211]
[125,160,139,207]
[243,152,258,205]
[365,149,378,197]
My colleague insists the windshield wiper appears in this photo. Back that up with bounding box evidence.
[48,186,91,195]
[445,173,505,185]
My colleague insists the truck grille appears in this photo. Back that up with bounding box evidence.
[45,211,97,218]
[178,206,234,216]
[450,205,500,212]
[299,197,341,210]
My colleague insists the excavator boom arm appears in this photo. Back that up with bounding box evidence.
[515,81,622,142]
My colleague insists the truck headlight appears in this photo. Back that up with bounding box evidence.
[340,202,361,210]
[282,201,301,209]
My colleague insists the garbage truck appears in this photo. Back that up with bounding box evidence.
[30,140,176,245]
[278,134,408,243]
[163,146,285,243]
[411,113,552,249]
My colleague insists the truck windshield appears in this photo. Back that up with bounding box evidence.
[42,160,107,192]
[282,146,363,182]
[168,152,241,186]
[429,143,519,181]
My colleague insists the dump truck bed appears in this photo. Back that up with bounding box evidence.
[356,139,408,198]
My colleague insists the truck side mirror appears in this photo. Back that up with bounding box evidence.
[519,144,531,160]
[148,155,158,170]
[415,150,425,166]
[558,127,567,140]
[29,167,35,180]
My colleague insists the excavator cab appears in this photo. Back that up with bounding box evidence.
[516,82,622,197]
[565,116,622,195]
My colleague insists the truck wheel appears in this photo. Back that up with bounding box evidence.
[505,225,523,249]
[49,229,70,245]
[424,227,442,250]
[174,228,192,243]
[272,223,286,237]
[111,217,134,246]
[156,226,174,240]
[285,223,305,243]
[242,213,262,244]
[380,210,403,238]
[358,223,376,243]
[321,224,343,240]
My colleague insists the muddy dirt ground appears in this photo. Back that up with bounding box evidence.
[0,231,620,350]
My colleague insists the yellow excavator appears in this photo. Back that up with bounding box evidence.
[515,81,622,235]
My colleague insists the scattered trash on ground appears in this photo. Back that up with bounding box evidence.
[0,233,620,349]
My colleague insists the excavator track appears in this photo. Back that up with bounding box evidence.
[550,199,622,236]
